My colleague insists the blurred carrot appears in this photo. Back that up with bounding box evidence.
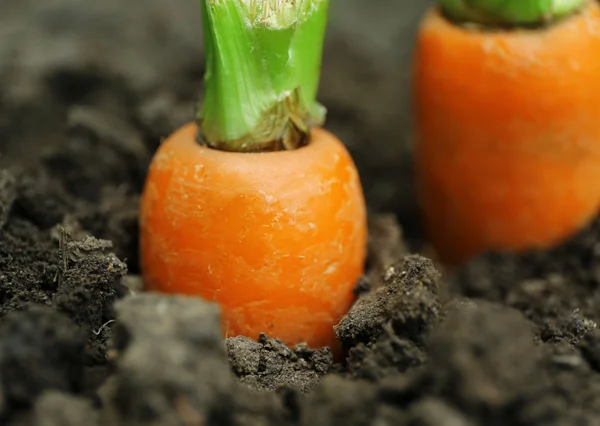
[139,0,367,352]
[413,0,600,265]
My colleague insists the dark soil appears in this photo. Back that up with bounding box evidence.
[2,0,600,425]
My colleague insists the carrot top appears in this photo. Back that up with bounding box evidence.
[440,0,588,26]
[198,0,329,152]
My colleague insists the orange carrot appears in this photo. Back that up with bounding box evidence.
[140,123,366,350]
[413,0,600,265]
[139,0,367,352]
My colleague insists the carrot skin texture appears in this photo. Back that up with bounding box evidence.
[140,123,367,351]
[413,2,600,265]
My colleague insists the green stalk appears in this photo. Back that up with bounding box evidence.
[198,0,329,152]
[440,0,588,26]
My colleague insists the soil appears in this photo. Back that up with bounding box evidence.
[1,0,600,425]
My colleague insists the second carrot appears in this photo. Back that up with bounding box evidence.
[413,0,600,265]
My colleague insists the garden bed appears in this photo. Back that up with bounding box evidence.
[1,1,600,425]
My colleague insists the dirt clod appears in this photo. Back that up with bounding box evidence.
[27,391,100,426]
[226,333,333,393]
[0,307,85,422]
[299,375,378,426]
[102,294,233,425]
[336,255,441,349]
[52,231,127,365]
[407,398,475,426]
[335,256,441,381]
[426,302,545,423]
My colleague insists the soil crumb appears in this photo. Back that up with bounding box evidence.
[336,255,441,380]
[51,230,128,364]
[226,333,333,393]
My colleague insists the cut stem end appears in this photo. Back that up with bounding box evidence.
[198,0,329,152]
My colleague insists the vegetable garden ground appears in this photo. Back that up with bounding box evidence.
[2,0,600,425]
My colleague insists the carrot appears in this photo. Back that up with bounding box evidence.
[139,0,367,352]
[413,0,600,265]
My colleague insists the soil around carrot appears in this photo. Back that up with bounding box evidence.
[2,0,600,425]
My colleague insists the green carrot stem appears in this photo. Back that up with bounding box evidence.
[439,0,588,26]
[198,0,329,152]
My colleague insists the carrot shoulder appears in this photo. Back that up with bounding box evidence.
[414,0,600,265]
[139,0,367,352]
